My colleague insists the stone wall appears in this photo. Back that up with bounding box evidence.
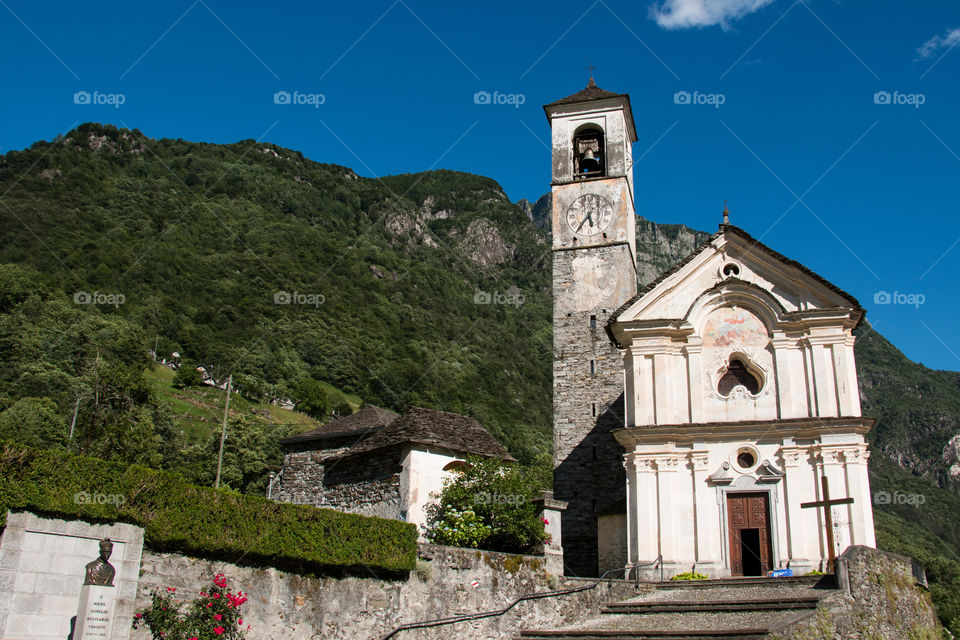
[133,543,645,640]
[771,545,942,640]
[277,447,403,521]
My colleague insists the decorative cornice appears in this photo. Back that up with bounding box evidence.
[613,416,875,448]
[708,462,734,485]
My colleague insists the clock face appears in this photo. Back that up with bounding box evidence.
[566,193,614,237]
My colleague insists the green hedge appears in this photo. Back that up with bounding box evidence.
[0,441,417,576]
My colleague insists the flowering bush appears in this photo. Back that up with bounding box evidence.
[423,456,546,553]
[424,507,492,548]
[133,573,250,640]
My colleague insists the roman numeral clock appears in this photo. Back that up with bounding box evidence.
[566,193,614,237]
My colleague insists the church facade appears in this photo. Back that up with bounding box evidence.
[547,82,876,578]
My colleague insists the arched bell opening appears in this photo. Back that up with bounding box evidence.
[573,125,605,178]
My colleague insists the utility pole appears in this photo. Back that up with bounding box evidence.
[68,396,81,451]
[153,336,159,362]
[214,374,233,489]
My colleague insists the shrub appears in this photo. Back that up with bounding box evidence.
[0,441,417,575]
[134,573,248,640]
[670,571,709,581]
[423,456,545,553]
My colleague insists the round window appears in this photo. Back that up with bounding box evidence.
[733,446,759,472]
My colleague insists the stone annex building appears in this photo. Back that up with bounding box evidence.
[277,405,514,532]
[548,79,876,579]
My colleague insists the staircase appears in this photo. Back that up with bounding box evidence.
[518,575,840,640]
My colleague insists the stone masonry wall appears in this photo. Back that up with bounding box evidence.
[132,543,645,640]
[553,244,632,577]
[277,448,403,521]
[771,546,942,640]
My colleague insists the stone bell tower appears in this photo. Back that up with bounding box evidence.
[545,79,638,576]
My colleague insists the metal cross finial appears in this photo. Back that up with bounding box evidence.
[585,64,597,86]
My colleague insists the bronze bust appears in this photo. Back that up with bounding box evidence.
[83,538,116,587]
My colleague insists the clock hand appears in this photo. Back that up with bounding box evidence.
[576,212,594,232]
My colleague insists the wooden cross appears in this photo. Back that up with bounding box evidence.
[801,475,854,573]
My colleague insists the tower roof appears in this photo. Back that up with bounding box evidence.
[543,78,637,141]
[545,77,627,106]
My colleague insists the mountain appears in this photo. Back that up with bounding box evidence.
[3,124,960,625]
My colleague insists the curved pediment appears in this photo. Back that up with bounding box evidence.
[609,225,863,339]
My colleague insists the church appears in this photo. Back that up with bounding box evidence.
[547,80,876,579]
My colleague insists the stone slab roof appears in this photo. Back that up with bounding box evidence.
[280,405,399,445]
[336,406,517,462]
[544,78,626,106]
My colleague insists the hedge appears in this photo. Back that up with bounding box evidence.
[0,441,417,576]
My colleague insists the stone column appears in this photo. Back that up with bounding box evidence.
[772,337,800,418]
[808,338,840,418]
[683,340,704,423]
[781,445,816,570]
[633,456,660,575]
[623,455,639,569]
[656,455,681,565]
[533,491,568,576]
[819,446,849,558]
[689,452,716,566]
[841,445,876,548]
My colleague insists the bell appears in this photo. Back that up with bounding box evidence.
[580,148,601,173]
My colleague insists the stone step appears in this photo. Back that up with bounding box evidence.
[603,596,821,614]
[652,575,831,590]
[521,608,813,638]
[619,583,836,605]
[519,630,768,639]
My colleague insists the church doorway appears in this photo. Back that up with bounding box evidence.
[727,493,773,576]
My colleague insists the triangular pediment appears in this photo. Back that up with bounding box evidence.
[609,225,863,341]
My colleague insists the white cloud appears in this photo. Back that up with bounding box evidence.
[917,28,960,58]
[650,0,776,30]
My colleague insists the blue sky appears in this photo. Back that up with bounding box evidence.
[2,0,960,371]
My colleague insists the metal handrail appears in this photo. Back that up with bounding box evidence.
[378,555,663,640]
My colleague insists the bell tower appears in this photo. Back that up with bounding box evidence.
[545,79,638,576]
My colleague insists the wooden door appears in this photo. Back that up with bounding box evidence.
[727,492,773,576]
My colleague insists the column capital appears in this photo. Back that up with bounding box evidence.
[688,451,710,472]
[779,446,808,468]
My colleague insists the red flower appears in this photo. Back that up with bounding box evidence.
[213,626,225,635]
[166,587,176,593]
[214,614,222,621]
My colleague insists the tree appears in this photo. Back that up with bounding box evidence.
[0,397,68,450]
[172,362,204,389]
[293,378,330,420]
[423,456,546,553]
